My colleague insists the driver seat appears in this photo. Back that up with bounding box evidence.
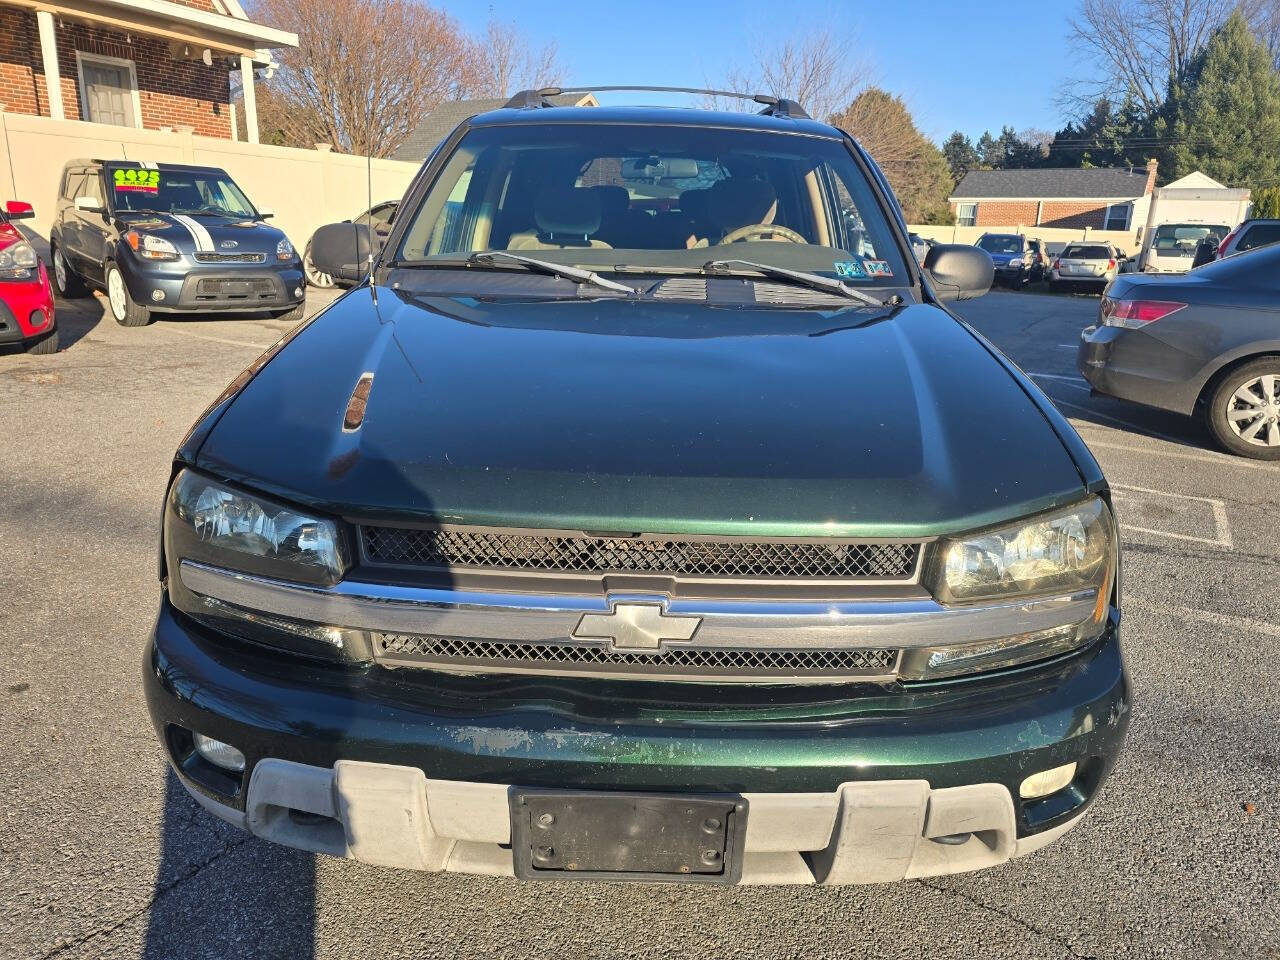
[691,179,779,247]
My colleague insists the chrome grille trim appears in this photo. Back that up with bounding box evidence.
[361,526,921,581]
[178,561,1100,684]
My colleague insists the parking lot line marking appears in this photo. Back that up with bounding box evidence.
[1079,437,1280,473]
[159,328,274,349]
[1128,598,1280,639]
[1111,482,1234,549]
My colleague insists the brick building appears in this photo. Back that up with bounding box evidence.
[0,0,295,142]
[949,161,1159,231]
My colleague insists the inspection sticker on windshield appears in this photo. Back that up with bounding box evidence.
[113,168,160,193]
[834,261,866,278]
[863,260,893,278]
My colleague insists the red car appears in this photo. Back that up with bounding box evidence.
[0,200,57,354]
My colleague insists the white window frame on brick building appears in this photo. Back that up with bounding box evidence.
[1103,202,1132,231]
[956,202,977,227]
[74,51,142,129]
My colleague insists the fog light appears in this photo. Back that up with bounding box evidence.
[151,289,165,302]
[293,286,303,298]
[193,732,246,773]
[1019,762,1077,799]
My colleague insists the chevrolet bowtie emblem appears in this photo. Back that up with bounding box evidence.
[572,602,701,653]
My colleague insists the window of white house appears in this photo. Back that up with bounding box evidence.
[1103,203,1132,231]
[76,52,141,128]
[956,202,977,227]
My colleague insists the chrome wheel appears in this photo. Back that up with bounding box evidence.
[53,248,67,291]
[107,267,127,320]
[1226,374,1280,448]
[303,244,334,288]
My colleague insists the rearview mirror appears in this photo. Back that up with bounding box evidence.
[310,222,373,282]
[74,196,104,214]
[923,244,994,302]
[4,200,34,220]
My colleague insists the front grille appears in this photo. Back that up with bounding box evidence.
[361,527,919,581]
[194,252,266,263]
[374,633,900,682]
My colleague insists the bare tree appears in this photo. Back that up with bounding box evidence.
[249,0,480,157]
[1066,0,1274,114]
[705,26,870,122]
[473,20,562,99]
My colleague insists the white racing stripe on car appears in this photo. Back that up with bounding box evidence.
[171,214,215,252]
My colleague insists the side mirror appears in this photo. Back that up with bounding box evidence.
[4,200,34,220]
[74,196,105,214]
[311,222,373,282]
[258,206,275,219]
[923,244,994,301]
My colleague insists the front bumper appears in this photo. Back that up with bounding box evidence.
[116,254,304,313]
[1078,323,1200,415]
[144,598,1130,884]
[0,264,56,342]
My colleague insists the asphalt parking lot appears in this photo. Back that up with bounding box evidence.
[1,287,1277,960]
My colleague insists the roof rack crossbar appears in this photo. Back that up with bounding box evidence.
[502,85,809,119]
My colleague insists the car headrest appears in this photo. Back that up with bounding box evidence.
[534,186,602,238]
[706,179,778,230]
[589,185,630,217]
[680,188,711,222]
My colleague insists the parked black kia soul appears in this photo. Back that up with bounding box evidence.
[49,160,304,326]
[145,90,1129,886]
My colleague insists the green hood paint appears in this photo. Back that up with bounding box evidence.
[196,284,1086,537]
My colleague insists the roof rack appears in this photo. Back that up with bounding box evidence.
[501,85,810,120]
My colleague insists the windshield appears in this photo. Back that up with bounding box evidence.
[106,166,257,217]
[1152,224,1227,253]
[976,235,1022,255]
[395,124,907,284]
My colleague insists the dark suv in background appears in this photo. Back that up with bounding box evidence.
[976,233,1031,285]
[49,160,304,326]
[144,88,1128,887]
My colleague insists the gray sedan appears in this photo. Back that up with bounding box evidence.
[1079,244,1280,459]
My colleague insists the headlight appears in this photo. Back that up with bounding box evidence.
[932,498,1113,604]
[125,230,180,261]
[165,469,347,586]
[276,237,295,261]
[902,498,1117,681]
[0,240,37,279]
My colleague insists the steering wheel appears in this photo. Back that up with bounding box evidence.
[718,223,806,245]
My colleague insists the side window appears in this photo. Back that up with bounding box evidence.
[63,171,85,201]
[81,171,104,204]
[1238,224,1280,252]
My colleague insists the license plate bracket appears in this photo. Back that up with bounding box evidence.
[510,790,747,883]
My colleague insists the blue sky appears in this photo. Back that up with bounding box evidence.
[446,0,1085,146]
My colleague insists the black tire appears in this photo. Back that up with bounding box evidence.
[1205,358,1280,460]
[105,262,152,327]
[273,302,306,322]
[24,329,59,354]
[50,242,89,299]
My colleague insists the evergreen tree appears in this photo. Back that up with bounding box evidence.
[1159,13,1280,185]
[830,89,954,223]
[942,131,979,182]
[1251,186,1280,219]
[976,131,1001,169]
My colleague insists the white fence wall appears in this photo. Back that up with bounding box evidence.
[0,111,421,255]
[909,223,1141,257]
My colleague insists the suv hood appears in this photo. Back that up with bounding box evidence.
[196,286,1086,537]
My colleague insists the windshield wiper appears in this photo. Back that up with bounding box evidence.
[467,251,639,295]
[171,208,238,218]
[701,258,891,307]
